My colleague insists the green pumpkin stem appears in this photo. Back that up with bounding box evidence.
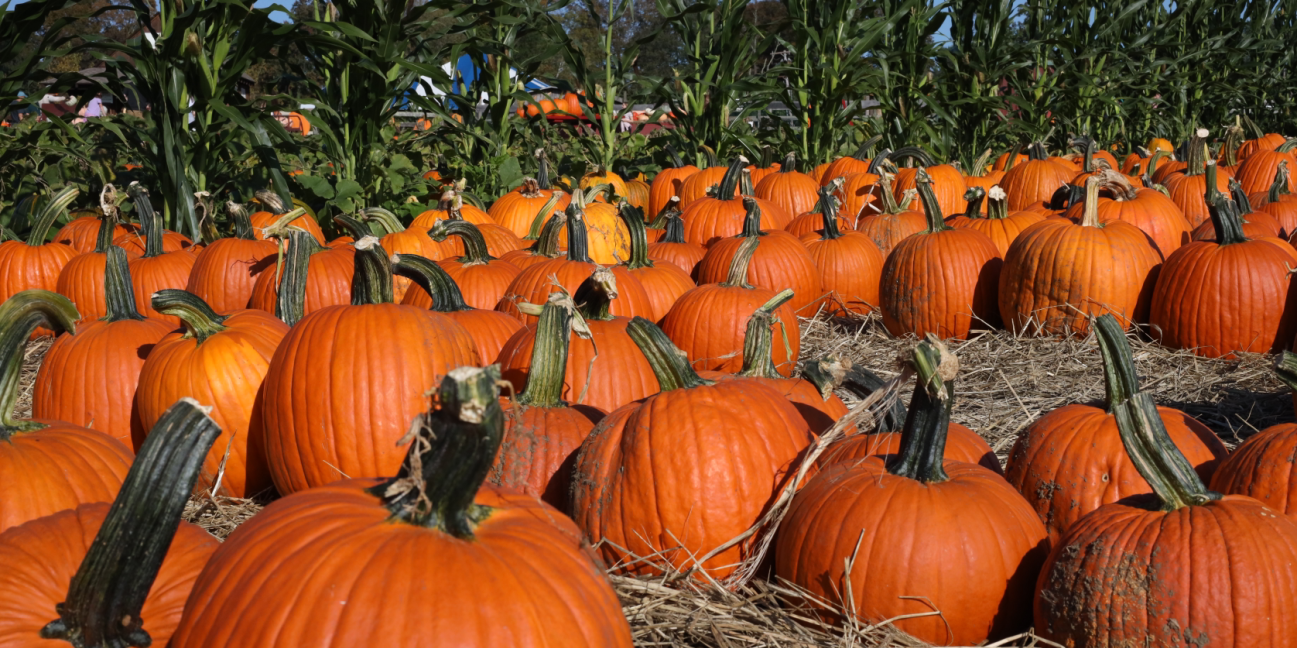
[1003,143,1024,171]
[985,186,1010,219]
[625,316,711,391]
[230,202,255,240]
[1093,314,1219,511]
[151,290,228,344]
[535,149,552,190]
[360,207,404,236]
[916,168,950,232]
[739,168,755,196]
[1146,149,1170,178]
[816,182,844,240]
[852,135,883,161]
[273,229,323,327]
[659,208,687,244]
[618,203,655,270]
[1026,141,1048,161]
[351,236,394,306]
[866,148,893,175]
[391,253,471,313]
[1207,191,1248,246]
[1229,178,1254,214]
[26,187,78,246]
[714,157,748,201]
[92,207,120,254]
[1074,136,1098,173]
[1184,129,1209,177]
[876,173,906,215]
[530,211,567,258]
[1079,175,1103,227]
[572,267,618,321]
[799,355,849,402]
[721,236,759,289]
[1204,160,1223,206]
[41,398,220,648]
[524,192,563,241]
[648,197,681,229]
[1279,138,1297,154]
[332,214,371,239]
[428,220,492,265]
[885,336,957,484]
[1268,162,1291,203]
[961,187,986,219]
[736,290,795,379]
[0,290,78,441]
[738,197,765,238]
[1220,124,1243,167]
[778,151,798,174]
[840,365,909,434]
[969,149,993,177]
[1272,351,1297,393]
[889,147,937,168]
[127,185,165,259]
[370,366,503,537]
[516,292,582,408]
[665,144,685,169]
[104,246,145,322]
[563,204,592,263]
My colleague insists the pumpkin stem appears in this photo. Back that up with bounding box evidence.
[1207,190,1249,247]
[332,213,371,239]
[799,355,849,402]
[0,290,77,441]
[1073,136,1098,173]
[1268,162,1291,203]
[40,398,220,648]
[151,290,228,344]
[648,197,681,229]
[229,202,255,240]
[1220,123,1243,167]
[436,186,465,220]
[816,182,844,240]
[1146,149,1170,178]
[961,187,986,219]
[866,148,893,175]
[852,135,883,161]
[626,316,712,391]
[1079,175,1104,228]
[572,267,618,321]
[1272,351,1297,393]
[370,366,503,537]
[721,236,759,289]
[1229,178,1255,214]
[618,202,655,270]
[516,291,583,409]
[737,197,765,238]
[92,205,121,254]
[563,203,593,263]
[428,220,492,266]
[885,336,958,484]
[360,207,404,236]
[699,144,718,169]
[969,148,993,177]
[665,144,685,170]
[351,236,394,306]
[875,173,904,215]
[889,146,937,168]
[255,189,286,214]
[840,364,909,434]
[524,193,564,241]
[1026,141,1048,161]
[1003,143,1024,171]
[985,186,1010,219]
[1093,314,1219,511]
[778,151,798,174]
[736,290,796,379]
[127,184,165,259]
[26,186,78,247]
[915,168,950,232]
[536,148,553,190]
[1099,169,1140,201]
[104,246,146,323]
[739,168,755,196]
[1184,129,1210,177]
[714,157,748,201]
[272,229,322,327]
[1279,138,1297,154]
[391,253,471,313]
[658,208,688,244]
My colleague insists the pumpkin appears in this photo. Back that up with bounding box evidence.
[680,157,787,246]
[833,170,882,224]
[35,247,173,446]
[490,178,571,238]
[261,237,480,494]
[123,186,198,326]
[55,205,132,254]
[247,191,327,244]
[963,148,1006,192]
[499,205,568,270]
[248,227,356,324]
[999,142,1076,211]
[677,157,732,208]
[1120,145,1152,174]
[892,159,967,217]
[775,338,1048,645]
[1232,138,1297,196]
[496,203,652,325]
[1005,316,1227,544]
[571,317,815,581]
[556,186,631,264]
[136,290,289,498]
[1149,148,1187,184]
[1162,129,1236,227]
[624,175,650,210]
[392,253,522,366]
[819,136,882,185]
[991,146,1029,171]
[498,269,660,414]
[945,185,1045,256]
[356,208,446,300]
[1066,136,1123,188]
[490,292,605,509]
[1209,351,1297,520]
[0,290,132,533]
[1034,315,1297,647]
[1190,178,1283,241]
[853,172,926,257]
[784,191,853,239]
[999,174,1163,336]
[185,202,279,313]
[646,206,707,274]
[880,168,1004,340]
[661,237,801,375]
[172,368,633,647]
[1253,161,1297,237]
[55,207,125,323]
[1072,168,1192,256]
[415,219,522,311]
[1149,168,1297,358]
[755,152,820,218]
[799,181,884,317]
[410,182,494,228]
[0,187,78,334]
[694,197,823,315]
[1238,131,1288,162]
[580,166,629,201]
[649,146,699,216]
[0,400,221,648]
[616,203,694,322]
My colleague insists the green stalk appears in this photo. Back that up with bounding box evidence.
[735,290,796,379]
[648,198,681,230]
[525,193,564,241]
[128,185,165,259]
[885,337,958,484]
[1230,179,1255,214]
[737,197,765,238]
[230,202,255,240]
[572,267,618,322]
[658,209,688,244]
[815,184,844,240]
[714,157,747,201]
[1093,314,1218,510]
[618,203,655,270]
[1207,191,1248,246]
[1184,129,1209,177]
[104,247,145,323]
[564,204,593,263]
[25,187,78,246]
[515,292,580,408]
[40,399,220,647]
[915,169,950,232]
[274,229,324,327]
[625,316,712,391]
[361,207,405,236]
[391,254,471,313]
[1273,351,1297,393]
[332,214,370,239]
[961,187,987,219]
[0,290,78,441]
[428,220,492,265]
[350,236,394,306]
[720,237,759,289]
[369,366,503,537]
[151,290,228,345]
[1268,162,1291,204]
[986,186,1010,219]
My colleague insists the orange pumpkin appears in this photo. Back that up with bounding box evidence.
[248,228,355,324]
[853,173,926,257]
[1072,169,1192,256]
[649,147,699,216]
[616,203,695,322]
[185,203,279,312]
[1000,143,1075,211]
[945,185,1045,256]
[417,219,522,311]
[800,182,884,316]
[646,206,707,274]
[1160,130,1234,227]
[0,187,79,336]
[489,177,572,238]
[680,158,788,246]
[122,186,197,326]
[694,197,823,316]
[755,152,820,217]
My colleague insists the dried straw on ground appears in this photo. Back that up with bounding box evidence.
[17,310,1289,647]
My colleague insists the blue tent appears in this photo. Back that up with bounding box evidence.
[404,54,555,110]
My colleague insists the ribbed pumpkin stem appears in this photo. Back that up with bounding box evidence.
[428,220,492,265]
[721,236,759,288]
[230,202,255,240]
[915,168,950,232]
[151,290,228,344]
[618,203,655,270]
[332,214,370,239]
[1146,149,1171,179]
[1269,162,1291,203]
[648,197,681,229]
[866,148,893,175]
[525,193,564,241]
[817,182,844,240]
[737,197,765,238]
[1204,160,1222,205]
[536,148,552,190]
[890,147,937,168]
[736,290,795,379]
[1207,170,1248,246]
[1093,314,1219,511]
[563,204,592,263]
[41,398,220,648]
[626,316,711,391]
[876,173,904,215]
[665,144,685,169]
[970,149,993,177]
[985,186,1010,219]
[391,253,471,312]
[0,290,78,440]
[1079,175,1103,228]
[714,157,747,201]
[1074,137,1098,173]
[1220,123,1243,167]
[361,207,404,236]
[840,364,909,434]
[126,185,165,259]
[516,292,581,408]
[351,236,394,306]
[273,229,322,327]
[962,187,986,219]
[370,366,503,537]
[572,267,617,321]
[1184,129,1209,176]
[104,246,145,323]
[739,169,754,196]
[1027,141,1048,161]
[886,336,957,484]
[92,207,120,254]
[1229,178,1255,214]
[778,151,798,174]
[1003,143,1024,171]
[852,135,882,161]
[1279,138,1297,154]
[799,355,848,401]
[26,187,78,246]
[659,209,687,244]
[436,186,464,220]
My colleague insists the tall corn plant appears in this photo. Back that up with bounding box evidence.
[80,0,297,238]
[868,0,947,155]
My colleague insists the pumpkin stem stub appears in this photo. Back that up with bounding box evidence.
[885,336,958,484]
[41,399,221,648]
[27,187,78,247]
[0,290,78,440]
[915,168,950,232]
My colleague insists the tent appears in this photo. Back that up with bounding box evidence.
[406,54,555,109]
